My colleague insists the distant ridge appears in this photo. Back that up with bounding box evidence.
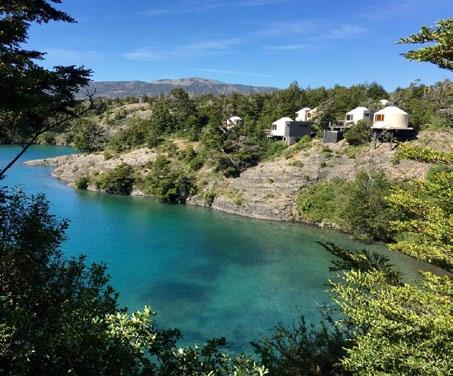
[80,77,277,98]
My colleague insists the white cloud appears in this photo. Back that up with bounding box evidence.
[123,48,164,61]
[257,20,316,36]
[139,0,291,16]
[257,19,365,39]
[123,38,244,61]
[322,24,365,40]
[360,0,420,20]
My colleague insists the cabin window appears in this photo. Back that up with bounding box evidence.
[346,114,353,121]
[272,124,277,130]
[375,114,384,121]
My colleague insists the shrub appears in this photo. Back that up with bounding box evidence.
[342,170,397,241]
[108,119,162,152]
[394,143,453,165]
[203,190,216,206]
[298,178,348,225]
[96,164,135,195]
[298,170,397,240]
[344,120,370,146]
[75,176,90,190]
[142,156,195,203]
[263,140,287,160]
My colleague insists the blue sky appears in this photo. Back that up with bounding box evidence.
[28,0,452,89]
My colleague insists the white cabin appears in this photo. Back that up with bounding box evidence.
[295,108,312,122]
[345,107,372,126]
[227,116,243,127]
[372,106,409,129]
[226,116,243,129]
[271,117,293,137]
[379,99,390,107]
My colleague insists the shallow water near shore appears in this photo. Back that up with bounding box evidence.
[1,145,432,351]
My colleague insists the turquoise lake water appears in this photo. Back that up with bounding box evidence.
[0,145,429,351]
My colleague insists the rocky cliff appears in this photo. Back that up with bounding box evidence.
[25,130,452,222]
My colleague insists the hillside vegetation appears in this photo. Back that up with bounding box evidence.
[23,80,452,241]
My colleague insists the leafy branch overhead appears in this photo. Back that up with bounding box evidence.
[398,18,453,70]
[0,0,94,179]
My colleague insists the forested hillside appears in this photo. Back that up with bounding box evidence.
[20,79,452,240]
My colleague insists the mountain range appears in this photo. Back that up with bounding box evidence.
[79,78,277,98]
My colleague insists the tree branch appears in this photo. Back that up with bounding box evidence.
[0,92,96,180]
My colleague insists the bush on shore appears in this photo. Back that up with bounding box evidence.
[96,164,135,195]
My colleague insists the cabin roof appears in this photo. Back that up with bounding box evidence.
[375,106,408,115]
[272,117,294,124]
[347,106,370,114]
[296,107,311,113]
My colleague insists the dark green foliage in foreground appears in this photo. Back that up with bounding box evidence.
[142,156,196,203]
[252,316,349,376]
[343,120,369,146]
[320,242,402,285]
[298,170,397,241]
[0,190,121,374]
[96,164,135,195]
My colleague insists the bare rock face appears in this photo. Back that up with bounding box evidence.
[211,131,450,221]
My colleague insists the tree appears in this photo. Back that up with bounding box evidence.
[321,242,452,376]
[331,270,452,375]
[0,190,147,374]
[72,120,106,152]
[341,170,397,241]
[398,18,453,70]
[0,0,93,178]
[150,99,173,134]
[168,88,197,131]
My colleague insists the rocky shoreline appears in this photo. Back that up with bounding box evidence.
[25,130,452,225]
